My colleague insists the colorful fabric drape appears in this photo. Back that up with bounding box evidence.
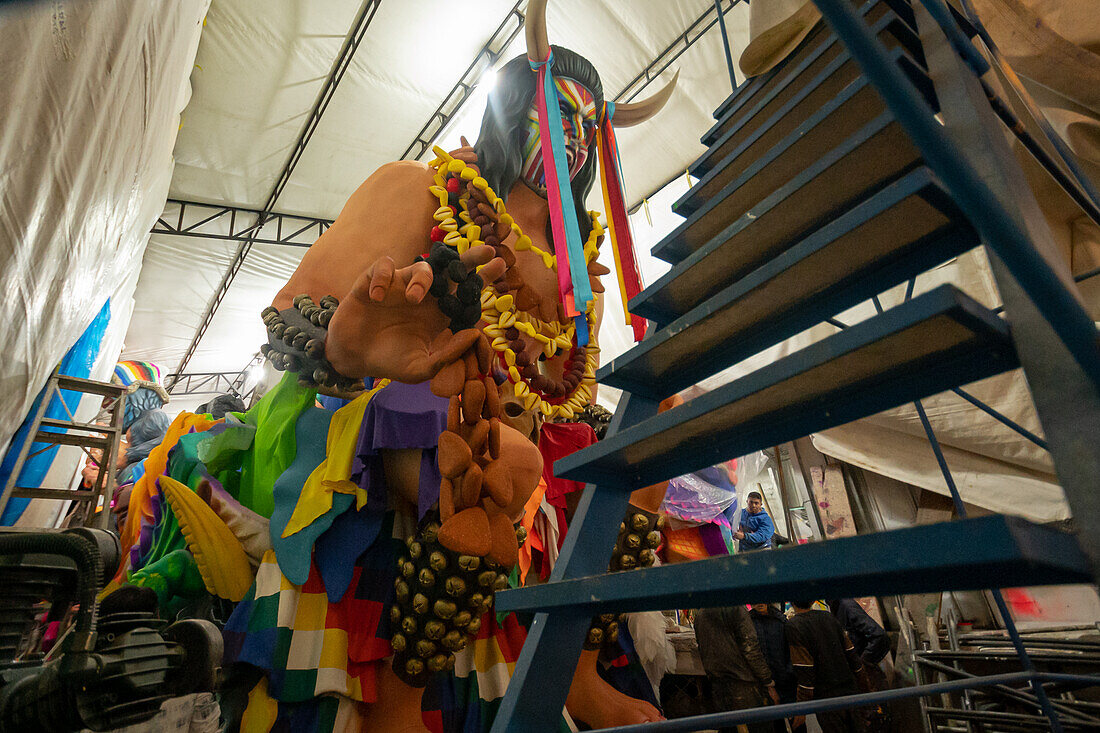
[596,103,647,342]
[530,50,593,340]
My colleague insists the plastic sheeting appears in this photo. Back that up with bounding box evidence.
[0,1,209,465]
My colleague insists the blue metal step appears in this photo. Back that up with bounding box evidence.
[604,169,978,398]
[697,12,925,187]
[650,106,922,272]
[557,286,1016,490]
[679,52,932,224]
[495,515,1090,616]
[708,0,917,126]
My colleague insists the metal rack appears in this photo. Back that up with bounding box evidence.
[0,370,125,530]
[488,0,1100,730]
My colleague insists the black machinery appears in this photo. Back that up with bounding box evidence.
[0,528,222,731]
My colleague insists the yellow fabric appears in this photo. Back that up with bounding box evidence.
[241,677,278,733]
[281,380,390,538]
[114,411,219,585]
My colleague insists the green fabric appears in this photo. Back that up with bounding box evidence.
[236,373,317,518]
[129,548,205,608]
[198,421,257,475]
[139,494,185,573]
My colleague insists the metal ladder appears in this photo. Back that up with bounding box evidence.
[490,0,1100,730]
[0,369,126,530]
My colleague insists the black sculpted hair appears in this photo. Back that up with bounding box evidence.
[747,490,763,501]
[473,46,604,248]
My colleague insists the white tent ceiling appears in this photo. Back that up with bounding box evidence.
[122,0,752,397]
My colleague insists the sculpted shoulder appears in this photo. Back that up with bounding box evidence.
[338,160,437,217]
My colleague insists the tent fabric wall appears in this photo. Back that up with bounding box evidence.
[0,0,208,461]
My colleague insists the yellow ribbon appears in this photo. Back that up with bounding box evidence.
[282,380,390,538]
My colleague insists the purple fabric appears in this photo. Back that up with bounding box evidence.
[352,381,448,520]
[698,523,730,557]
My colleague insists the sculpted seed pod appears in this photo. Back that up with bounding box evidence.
[416,639,437,658]
[395,580,410,603]
[412,593,430,615]
[429,551,447,573]
[445,576,467,597]
[390,605,403,624]
[419,568,435,587]
[515,526,528,544]
[402,561,415,578]
[478,571,496,588]
[433,600,458,619]
[390,632,407,653]
[639,549,656,567]
[606,621,619,639]
[453,611,472,629]
[405,658,425,677]
[645,531,662,548]
[493,574,510,591]
[428,654,448,672]
[631,513,650,532]
[402,616,418,635]
[625,533,642,550]
[600,613,616,624]
[423,522,441,545]
[619,554,637,570]
[466,617,482,636]
[468,592,485,609]
[587,628,604,646]
[293,294,308,307]
[408,541,423,559]
[458,555,481,572]
[424,620,446,640]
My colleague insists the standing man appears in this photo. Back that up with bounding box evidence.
[735,491,775,552]
[694,605,780,733]
[751,602,796,732]
[786,600,870,733]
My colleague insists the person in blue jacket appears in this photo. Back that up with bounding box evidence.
[735,491,774,552]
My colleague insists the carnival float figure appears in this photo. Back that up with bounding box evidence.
[108,2,677,730]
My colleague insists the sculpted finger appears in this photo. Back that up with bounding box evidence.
[459,244,495,268]
[477,256,507,286]
[368,257,396,302]
[404,261,434,303]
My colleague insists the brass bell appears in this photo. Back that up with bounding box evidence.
[630,513,650,532]
[445,576,467,597]
[433,599,458,619]
[419,568,436,587]
[416,639,437,658]
[453,611,472,628]
[645,530,662,548]
[429,551,448,573]
[624,533,642,550]
[468,592,485,609]
[424,620,446,640]
[408,541,423,559]
[428,654,449,672]
[477,571,496,588]
[405,658,425,677]
[412,593,430,615]
[390,632,407,652]
[395,580,410,602]
[402,616,418,635]
[402,561,416,578]
[458,555,481,572]
[466,617,482,636]
[390,605,403,624]
[423,522,440,544]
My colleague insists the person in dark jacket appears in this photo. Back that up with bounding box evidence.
[787,600,870,733]
[828,599,888,666]
[735,491,775,551]
[694,605,780,733]
[751,603,796,732]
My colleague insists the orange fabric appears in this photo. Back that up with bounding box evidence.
[517,478,549,585]
[114,411,219,584]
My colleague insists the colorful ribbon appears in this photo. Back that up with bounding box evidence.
[597,102,647,342]
[531,51,594,331]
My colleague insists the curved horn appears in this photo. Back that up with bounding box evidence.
[612,71,679,127]
[525,0,550,63]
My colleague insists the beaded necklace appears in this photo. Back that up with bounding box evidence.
[427,146,599,421]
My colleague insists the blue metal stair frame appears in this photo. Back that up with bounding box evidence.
[488,1,1100,731]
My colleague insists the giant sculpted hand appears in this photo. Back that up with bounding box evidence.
[325,244,505,382]
[273,161,506,385]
